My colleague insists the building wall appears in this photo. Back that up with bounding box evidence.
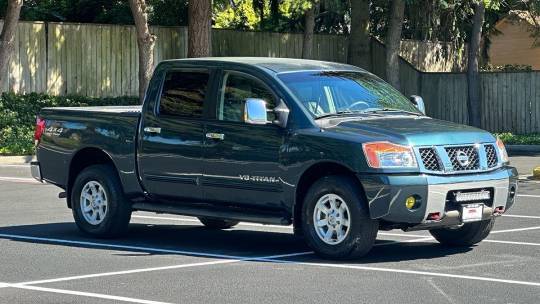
[489,19,540,70]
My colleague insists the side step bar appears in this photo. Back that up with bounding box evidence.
[131,202,292,226]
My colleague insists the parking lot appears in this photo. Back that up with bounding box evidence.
[0,156,539,304]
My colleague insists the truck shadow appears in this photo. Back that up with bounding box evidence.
[0,222,472,263]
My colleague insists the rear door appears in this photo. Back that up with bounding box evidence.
[202,70,287,209]
[138,68,212,202]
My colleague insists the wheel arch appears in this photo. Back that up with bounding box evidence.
[293,161,367,233]
[66,147,120,208]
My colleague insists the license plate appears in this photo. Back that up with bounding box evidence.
[461,204,484,222]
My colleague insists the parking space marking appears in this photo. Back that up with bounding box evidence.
[260,258,540,288]
[517,194,540,198]
[0,232,312,262]
[5,284,173,304]
[504,214,540,219]
[17,260,244,286]
[374,237,433,246]
[484,240,540,246]
[0,177,40,184]
[491,226,540,234]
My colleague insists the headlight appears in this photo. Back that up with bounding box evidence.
[362,142,418,168]
[496,138,509,163]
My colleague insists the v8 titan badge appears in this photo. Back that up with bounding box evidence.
[461,204,484,222]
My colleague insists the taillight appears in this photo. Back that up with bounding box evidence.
[34,117,46,144]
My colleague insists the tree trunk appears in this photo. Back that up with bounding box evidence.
[188,0,212,58]
[467,2,485,128]
[302,1,318,59]
[348,0,371,70]
[385,0,405,90]
[0,0,23,91]
[128,0,156,104]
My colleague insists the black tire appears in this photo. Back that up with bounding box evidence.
[71,164,132,238]
[300,175,378,260]
[198,217,239,229]
[429,218,495,246]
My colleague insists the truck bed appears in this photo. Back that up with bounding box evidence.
[37,105,142,195]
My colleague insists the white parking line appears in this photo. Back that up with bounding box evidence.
[484,240,540,246]
[503,214,540,219]
[5,284,172,304]
[0,164,30,168]
[17,250,310,286]
[257,258,540,288]
[517,194,540,198]
[491,226,540,234]
[0,232,312,262]
[0,176,40,183]
[373,237,433,247]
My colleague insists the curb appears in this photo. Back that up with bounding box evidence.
[506,145,540,154]
[0,155,35,165]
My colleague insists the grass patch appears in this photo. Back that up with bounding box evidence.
[0,93,138,155]
[495,133,540,145]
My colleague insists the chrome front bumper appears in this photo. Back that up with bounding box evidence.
[359,166,518,227]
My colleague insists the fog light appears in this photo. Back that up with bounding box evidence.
[405,196,416,210]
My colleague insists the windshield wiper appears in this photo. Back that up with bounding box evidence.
[314,110,358,120]
[362,108,423,116]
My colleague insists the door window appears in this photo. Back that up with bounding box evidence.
[218,72,277,122]
[159,70,210,117]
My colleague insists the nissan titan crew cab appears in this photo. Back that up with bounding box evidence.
[32,58,518,259]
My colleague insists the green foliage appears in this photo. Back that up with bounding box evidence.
[213,0,349,34]
[481,63,533,71]
[496,132,540,145]
[149,0,188,26]
[0,93,138,155]
[0,0,187,26]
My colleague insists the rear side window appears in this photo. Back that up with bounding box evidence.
[159,70,209,117]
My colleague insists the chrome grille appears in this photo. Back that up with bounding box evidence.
[445,146,480,171]
[484,144,498,168]
[419,148,442,171]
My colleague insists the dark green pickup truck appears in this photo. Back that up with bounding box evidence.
[32,58,518,259]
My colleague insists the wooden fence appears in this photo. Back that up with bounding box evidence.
[1,21,539,134]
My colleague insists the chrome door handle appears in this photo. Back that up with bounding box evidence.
[144,127,161,134]
[206,132,225,140]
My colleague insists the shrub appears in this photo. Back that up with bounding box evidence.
[496,132,540,145]
[0,93,138,155]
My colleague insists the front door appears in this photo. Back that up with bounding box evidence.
[202,71,286,209]
[138,68,212,202]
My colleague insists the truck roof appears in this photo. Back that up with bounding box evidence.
[160,57,364,74]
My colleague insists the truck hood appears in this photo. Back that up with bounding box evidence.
[322,116,495,146]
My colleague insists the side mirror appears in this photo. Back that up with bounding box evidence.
[273,99,290,128]
[409,95,426,115]
[244,98,269,125]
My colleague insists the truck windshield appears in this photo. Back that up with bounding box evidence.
[277,71,420,118]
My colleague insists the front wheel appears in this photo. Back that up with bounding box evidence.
[429,218,495,246]
[71,165,132,238]
[300,175,378,260]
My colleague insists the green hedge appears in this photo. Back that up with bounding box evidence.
[0,93,138,155]
[496,133,540,146]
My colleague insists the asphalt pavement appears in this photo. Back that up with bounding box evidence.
[0,158,539,304]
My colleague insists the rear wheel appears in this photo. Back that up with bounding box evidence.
[198,217,239,229]
[300,175,378,260]
[71,165,131,238]
[429,218,495,246]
